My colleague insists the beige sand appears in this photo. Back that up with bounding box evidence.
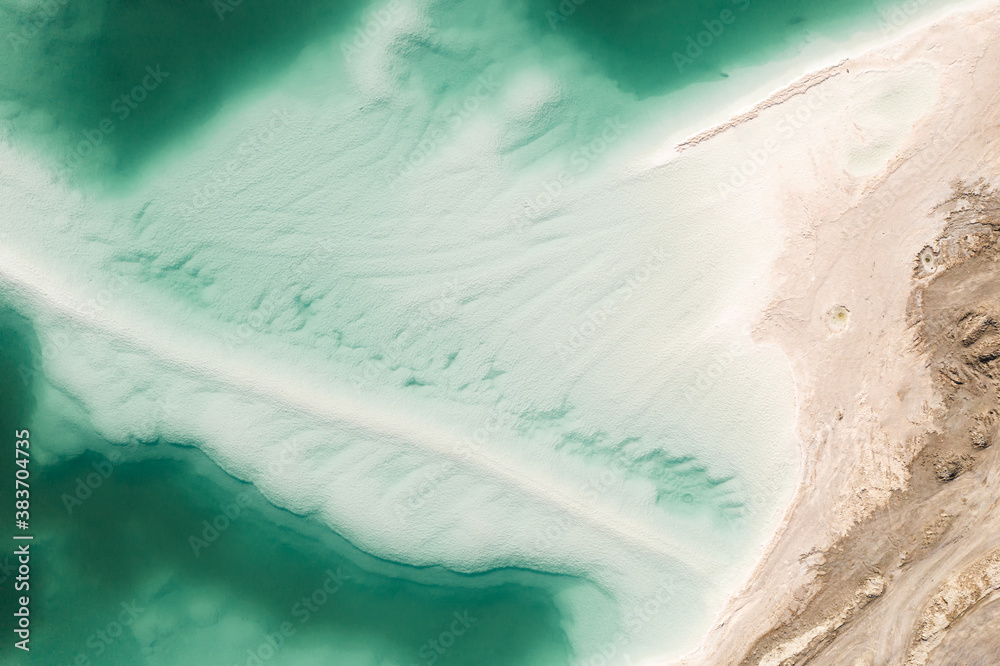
[657,1,1000,663]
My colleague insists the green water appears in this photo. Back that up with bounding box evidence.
[521,0,892,96]
[0,313,577,666]
[0,0,371,184]
[0,0,944,187]
[0,0,963,663]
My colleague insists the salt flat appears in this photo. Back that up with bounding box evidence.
[1,0,994,663]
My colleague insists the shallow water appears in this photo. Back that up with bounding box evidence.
[0,0,970,663]
[0,314,580,666]
[0,0,957,185]
[521,0,897,96]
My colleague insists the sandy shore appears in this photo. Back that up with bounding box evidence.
[3,0,999,660]
[657,0,1000,663]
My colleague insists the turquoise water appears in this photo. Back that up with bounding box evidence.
[0,0,966,663]
[0,311,578,666]
[522,0,893,95]
[0,0,370,183]
[0,0,950,186]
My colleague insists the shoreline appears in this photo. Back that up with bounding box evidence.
[653,0,1000,662]
[643,0,987,171]
[0,3,985,660]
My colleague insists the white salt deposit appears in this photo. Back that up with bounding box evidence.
[0,0,976,662]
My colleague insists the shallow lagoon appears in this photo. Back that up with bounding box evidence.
[0,0,970,663]
[0,315,580,666]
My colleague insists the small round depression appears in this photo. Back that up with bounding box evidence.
[828,305,850,333]
[919,246,937,274]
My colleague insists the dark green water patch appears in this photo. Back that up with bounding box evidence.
[0,309,40,660]
[0,312,575,665]
[0,0,370,188]
[0,444,576,665]
[0,308,38,434]
[2,448,575,665]
[520,0,894,97]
